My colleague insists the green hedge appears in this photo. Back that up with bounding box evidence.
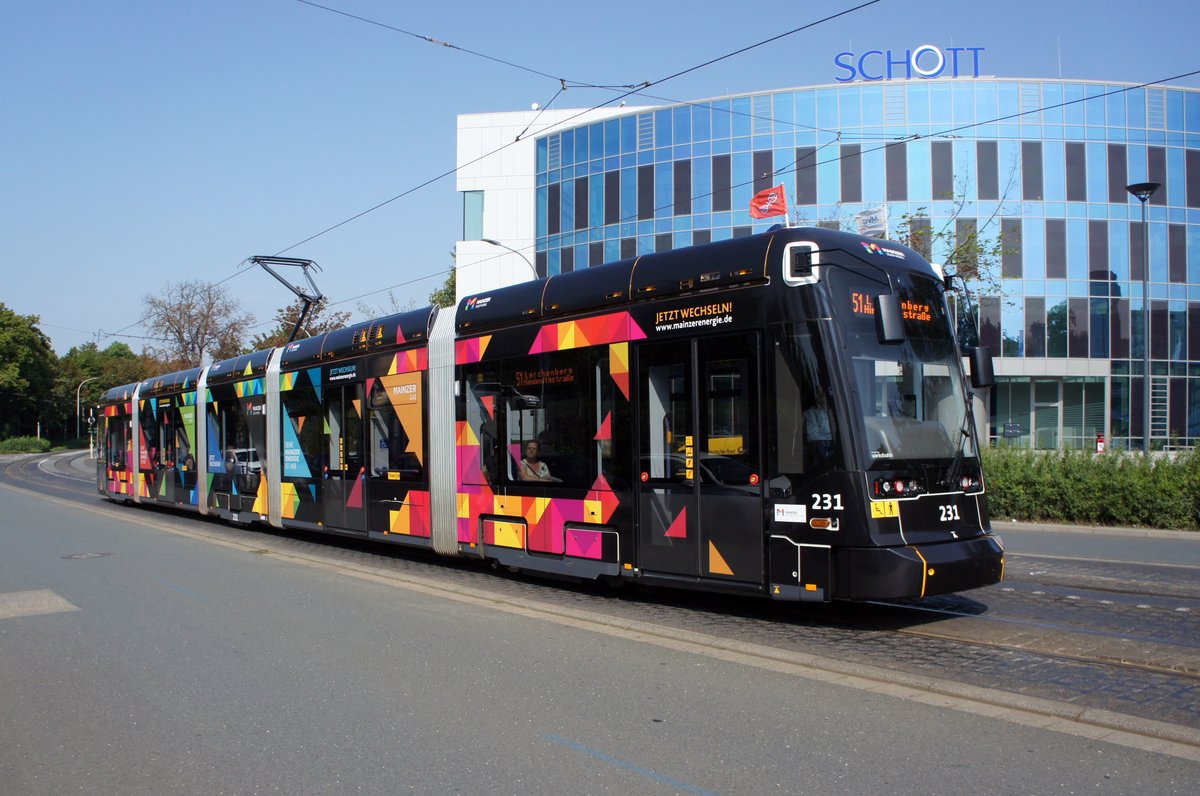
[0,436,53,454]
[982,446,1200,530]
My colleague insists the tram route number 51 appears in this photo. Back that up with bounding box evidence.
[812,493,843,511]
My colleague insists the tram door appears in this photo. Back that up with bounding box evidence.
[324,382,366,533]
[635,333,763,584]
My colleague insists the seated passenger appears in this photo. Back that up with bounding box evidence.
[519,441,554,482]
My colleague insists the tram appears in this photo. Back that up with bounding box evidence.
[97,227,1004,602]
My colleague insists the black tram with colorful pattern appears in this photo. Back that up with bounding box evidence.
[97,227,1004,602]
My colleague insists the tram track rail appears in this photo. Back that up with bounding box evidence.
[4,451,1200,747]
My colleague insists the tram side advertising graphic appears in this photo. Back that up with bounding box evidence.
[97,228,1004,602]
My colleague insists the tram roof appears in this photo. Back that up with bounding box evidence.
[455,227,931,334]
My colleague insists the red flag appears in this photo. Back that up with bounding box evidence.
[749,183,788,219]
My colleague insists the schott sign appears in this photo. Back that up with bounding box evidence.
[834,45,984,82]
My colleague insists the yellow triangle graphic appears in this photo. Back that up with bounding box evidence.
[708,541,734,576]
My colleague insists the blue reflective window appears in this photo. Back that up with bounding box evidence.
[711,99,731,139]
[861,85,883,127]
[536,186,547,238]
[1063,84,1085,125]
[620,167,636,224]
[1023,219,1046,279]
[1040,141,1064,203]
[974,84,996,123]
[1041,83,1063,124]
[906,84,930,126]
[1189,226,1200,283]
[560,180,574,233]
[1109,221,1130,281]
[840,86,861,127]
[654,109,672,149]
[1126,144,1148,184]
[1127,89,1147,129]
[1167,90,1185,131]
[795,90,816,130]
[1002,301,1024,356]
[1067,219,1088,280]
[692,157,712,215]
[907,140,931,202]
[1151,224,1169,282]
[953,83,974,125]
[621,115,637,154]
[1086,143,1107,204]
[589,123,604,161]
[817,89,838,129]
[673,106,691,145]
[817,151,840,205]
[1106,89,1126,128]
[774,92,794,132]
[929,83,952,126]
[1187,92,1200,133]
[1167,149,1186,207]
[589,175,604,229]
[997,82,1019,120]
[654,162,672,218]
[861,146,885,203]
[604,119,619,158]
[561,131,576,167]
[692,104,711,142]
[954,141,977,201]
[732,97,752,137]
[1085,85,1106,127]
[732,151,753,211]
[537,138,548,173]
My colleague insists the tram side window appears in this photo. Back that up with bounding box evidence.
[156,403,175,468]
[281,383,323,482]
[640,348,692,483]
[106,418,126,468]
[461,365,504,485]
[516,349,605,488]
[138,408,157,470]
[367,374,425,482]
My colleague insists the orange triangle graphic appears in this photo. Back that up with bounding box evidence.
[708,541,734,576]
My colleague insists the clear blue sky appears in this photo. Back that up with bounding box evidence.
[3,0,1198,355]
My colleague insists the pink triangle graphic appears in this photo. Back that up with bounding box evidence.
[665,507,688,539]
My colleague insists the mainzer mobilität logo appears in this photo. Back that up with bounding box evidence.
[464,296,491,310]
[860,241,907,260]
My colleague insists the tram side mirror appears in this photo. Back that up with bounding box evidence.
[875,294,906,344]
[969,347,995,389]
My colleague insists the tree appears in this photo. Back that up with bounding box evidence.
[249,298,353,351]
[0,303,59,439]
[55,341,152,440]
[428,267,456,309]
[142,280,254,369]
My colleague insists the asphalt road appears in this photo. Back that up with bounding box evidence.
[2,467,1198,793]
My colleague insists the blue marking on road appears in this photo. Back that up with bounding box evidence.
[545,734,717,796]
[151,576,209,605]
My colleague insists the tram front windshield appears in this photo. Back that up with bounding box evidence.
[835,273,975,468]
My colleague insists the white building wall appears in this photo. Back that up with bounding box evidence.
[454,106,650,300]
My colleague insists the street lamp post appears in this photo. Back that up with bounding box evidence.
[482,238,539,281]
[76,376,101,439]
[1125,181,1160,452]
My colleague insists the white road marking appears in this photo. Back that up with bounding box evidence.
[0,589,81,620]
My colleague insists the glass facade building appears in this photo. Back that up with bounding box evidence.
[522,79,1200,450]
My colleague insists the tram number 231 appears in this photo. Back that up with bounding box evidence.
[938,504,961,522]
[811,493,844,511]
